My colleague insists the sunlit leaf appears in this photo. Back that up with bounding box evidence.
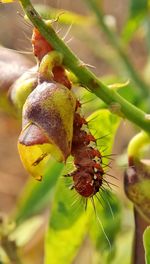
[87,109,120,157]
[44,162,91,264]
[15,159,64,224]
[143,226,150,264]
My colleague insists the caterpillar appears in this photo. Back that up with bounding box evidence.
[30,25,107,200]
[67,103,104,198]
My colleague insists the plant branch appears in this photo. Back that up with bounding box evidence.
[19,0,150,133]
[85,0,150,99]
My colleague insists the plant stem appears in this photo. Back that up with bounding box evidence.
[85,0,150,99]
[133,208,148,264]
[128,131,150,159]
[19,0,150,133]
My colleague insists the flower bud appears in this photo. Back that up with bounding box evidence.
[18,81,76,180]
[124,160,150,222]
[9,67,38,115]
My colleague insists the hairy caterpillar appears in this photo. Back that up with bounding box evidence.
[26,25,109,200]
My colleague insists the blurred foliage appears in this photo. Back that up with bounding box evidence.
[15,159,64,224]
[122,0,149,42]
[44,109,121,264]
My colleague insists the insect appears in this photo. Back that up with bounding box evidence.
[31,24,111,203]
[67,106,105,199]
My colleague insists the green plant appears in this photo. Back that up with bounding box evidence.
[0,0,150,263]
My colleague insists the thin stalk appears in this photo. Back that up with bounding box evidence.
[133,208,148,264]
[128,131,150,159]
[19,0,150,133]
[85,0,150,99]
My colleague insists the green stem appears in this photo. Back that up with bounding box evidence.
[85,0,150,99]
[19,0,150,133]
[128,131,150,158]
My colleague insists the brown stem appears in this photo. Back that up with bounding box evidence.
[133,207,148,264]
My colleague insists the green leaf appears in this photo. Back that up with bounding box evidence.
[143,226,150,264]
[15,159,64,224]
[45,110,120,264]
[34,5,91,25]
[87,109,120,157]
[87,109,121,260]
[44,164,90,264]
[122,0,148,42]
[130,0,148,17]
[122,15,145,43]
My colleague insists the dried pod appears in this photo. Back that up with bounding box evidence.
[9,66,38,114]
[18,81,76,180]
[124,160,150,222]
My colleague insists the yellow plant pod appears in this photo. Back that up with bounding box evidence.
[18,81,76,180]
